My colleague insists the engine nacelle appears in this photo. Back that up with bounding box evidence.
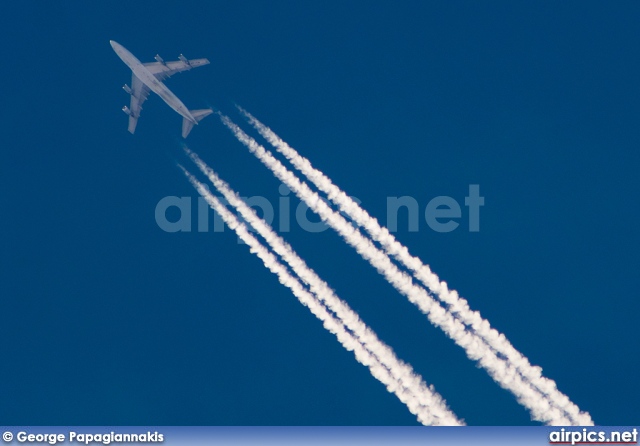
[178,54,190,65]
[155,54,165,65]
[122,106,133,117]
[122,84,132,95]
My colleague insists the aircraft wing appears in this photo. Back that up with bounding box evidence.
[126,74,150,134]
[144,57,210,82]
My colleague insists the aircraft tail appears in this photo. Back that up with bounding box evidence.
[182,109,214,138]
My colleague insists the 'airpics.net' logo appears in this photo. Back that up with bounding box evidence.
[155,184,484,235]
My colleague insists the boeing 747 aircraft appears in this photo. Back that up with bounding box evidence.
[110,40,213,138]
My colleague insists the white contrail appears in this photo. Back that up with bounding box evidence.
[180,164,462,426]
[236,108,593,426]
[218,113,578,425]
[186,148,461,425]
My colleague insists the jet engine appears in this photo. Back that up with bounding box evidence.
[122,106,134,117]
[122,84,132,95]
[155,54,165,65]
[178,54,191,66]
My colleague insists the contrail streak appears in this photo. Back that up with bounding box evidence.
[180,163,462,425]
[236,108,593,426]
[219,113,577,425]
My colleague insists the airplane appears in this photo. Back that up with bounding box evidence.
[110,40,213,138]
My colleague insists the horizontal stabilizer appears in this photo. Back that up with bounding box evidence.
[181,108,214,138]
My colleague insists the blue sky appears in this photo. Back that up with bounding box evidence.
[1,2,639,425]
